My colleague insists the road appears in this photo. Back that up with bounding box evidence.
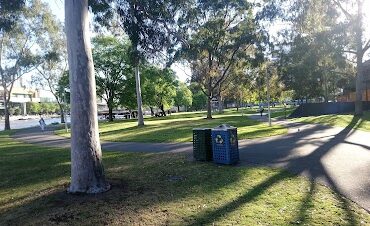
[0,116,70,131]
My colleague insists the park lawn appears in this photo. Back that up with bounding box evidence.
[271,107,296,119]
[1,133,370,225]
[56,111,288,143]
[293,111,370,132]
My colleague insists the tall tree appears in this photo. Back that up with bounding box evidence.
[184,1,262,119]
[90,0,190,126]
[65,0,110,194]
[332,0,369,115]
[286,0,369,114]
[0,0,48,130]
[93,36,132,121]
[33,5,67,123]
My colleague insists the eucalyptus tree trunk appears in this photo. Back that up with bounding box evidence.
[3,89,10,130]
[207,96,212,119]
[354,0,364,116]
[65,0,110,194]
[135,65,144,126]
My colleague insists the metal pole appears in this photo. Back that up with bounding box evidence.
[266,64,271,127]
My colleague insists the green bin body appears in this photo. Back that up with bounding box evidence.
[192,128,212,161]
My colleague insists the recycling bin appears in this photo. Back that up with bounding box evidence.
[211,124,239,165]
[192,128,212,161]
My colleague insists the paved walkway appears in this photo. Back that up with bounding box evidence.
[12,118,370,212]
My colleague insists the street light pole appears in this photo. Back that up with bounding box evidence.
[266,63,271,127]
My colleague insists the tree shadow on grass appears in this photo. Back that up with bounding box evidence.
[0,150,248,225]
[184,117,362,225]
[2,117,366,225]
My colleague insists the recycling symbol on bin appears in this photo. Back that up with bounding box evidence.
[215,134,224,144]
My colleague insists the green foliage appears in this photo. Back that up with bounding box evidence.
[279,33,348,101]
[0,0,25,32]
[93,35,132,116]
[91,0,189,61]
[39,102,58,114]
[191,91,207,111]
[57,73,70,104]
[174,82,192,110]
[26,102,40,114]
[189,82,207,111]
[180,1,266,118]
[279,0,361,102]
[141,66,177,111]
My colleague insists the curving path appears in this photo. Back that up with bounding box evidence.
[11,118,370,212]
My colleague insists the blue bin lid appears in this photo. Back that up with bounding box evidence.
[212,124,236,131]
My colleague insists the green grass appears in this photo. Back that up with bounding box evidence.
[293,111,370,131]
[1,133,369,225]
[271,107,296,119]
[57,111,288,143]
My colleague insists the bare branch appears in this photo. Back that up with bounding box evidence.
[212,45,240,90]
[363,39,370,54]
[343,49,357,54]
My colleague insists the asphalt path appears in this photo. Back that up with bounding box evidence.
[11,117,370,212]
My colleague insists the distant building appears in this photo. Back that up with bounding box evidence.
[337,60,370,102]
[0,86,41,115]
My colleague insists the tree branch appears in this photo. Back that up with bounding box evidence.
[332,0,353,20]
[363,39,370,54]
[212,45,240,90]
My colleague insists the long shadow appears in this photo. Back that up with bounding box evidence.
[0,149,247,225]
[185,171,293,225]
[185,116,361,225]
[2,116,365,224]
[294,180,316,224]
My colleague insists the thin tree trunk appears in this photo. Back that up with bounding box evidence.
[149,107,154,116]
[177,105,180,112]
[207,96,212,119]
[65,0,109,194]
[159,104,166,116]
[57,101,65,124]
[135,65,144,126]
[206,79,213,119]
[108,106,113,122]
[3,88,10,130]
[60,106,65,123]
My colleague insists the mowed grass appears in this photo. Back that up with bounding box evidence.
[293,111,370,132]
[1,133,370,225]
[56,110,288,143]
